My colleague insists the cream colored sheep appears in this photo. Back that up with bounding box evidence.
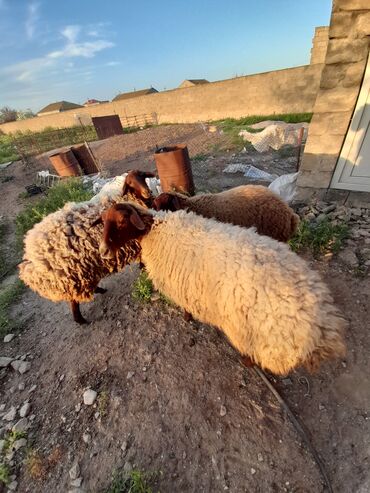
[99,203,346,375]
[18,171,154,324]
[152,185,299,242]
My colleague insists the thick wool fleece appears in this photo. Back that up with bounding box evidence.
[140,210,346,375]
[172,185,299,242]
[19,191,149,304]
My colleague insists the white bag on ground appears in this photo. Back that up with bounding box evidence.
[268,172,299,203]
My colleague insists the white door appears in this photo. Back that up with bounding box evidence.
[331,55,370,192]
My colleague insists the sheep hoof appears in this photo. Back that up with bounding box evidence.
[95,287,107,295]
[70,301,90,325]
[240,356,255,368]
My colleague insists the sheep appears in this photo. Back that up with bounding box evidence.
[152,185,299,242]
[18,170,155,325]
[98,202,346,376]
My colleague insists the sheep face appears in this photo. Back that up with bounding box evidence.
[99,203,147,258]
[123,170,156,201]
[153,193,181,211]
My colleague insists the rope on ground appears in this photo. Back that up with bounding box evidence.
[252,366,333,493]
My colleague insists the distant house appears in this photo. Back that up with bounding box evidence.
[37,101,83,116]
[178,79,209,89]
[83,99,108,107]
[112,87,158,102]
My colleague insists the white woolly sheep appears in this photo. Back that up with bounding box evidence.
[99,202,346,376]
[19,170,155,324]
[152,185,299,242]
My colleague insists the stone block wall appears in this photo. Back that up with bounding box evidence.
[310,26,329,64]
[297,0,370,199]
[0,64,323,135]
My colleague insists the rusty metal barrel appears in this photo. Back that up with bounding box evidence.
[49,150,82,177]
[154,145,195,195]
[72,144,100,175]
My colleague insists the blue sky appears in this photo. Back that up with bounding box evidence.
[0,0,332,112]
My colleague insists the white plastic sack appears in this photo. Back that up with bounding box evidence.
[268,172,299,203]
[223,163,277,182]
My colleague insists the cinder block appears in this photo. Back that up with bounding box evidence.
[326,38,369,64]
[334,0,370,11]
[355,12,370,36]
[299,152,339,172]
[297,170,332,188]
[314,85,360,113]
[303,133,345,155]
[330,12,354,38]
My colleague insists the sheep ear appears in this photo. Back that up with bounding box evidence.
[91,216,103,227]
[122,182,128,195]
[142,171,155,178]
[129,210,146,230]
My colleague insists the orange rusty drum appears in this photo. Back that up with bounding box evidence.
[49,150,82,177]
[154,144,195,195]
[72,144,99,175]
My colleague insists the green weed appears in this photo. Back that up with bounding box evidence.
[15,178,94,244]
[214,113,312,152]
[191,154,208,162]
[289,218,349,257]
[0,463,11,485]
[0,134,19,164]
[104,469,155,493]
[132,271,153,303]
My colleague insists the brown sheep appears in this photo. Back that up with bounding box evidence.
[152,185,299,242]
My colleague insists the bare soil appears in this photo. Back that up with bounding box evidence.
[0,126,369,493]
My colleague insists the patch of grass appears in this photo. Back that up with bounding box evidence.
[104,470,155,493]
[0,462,11,485]
[214,113,312,152]
[132,271,153,303]
[0,134,19,164]
[2,430,27,454]
[97,391,109,418]
[25,449,48,481]
[15,178,94,244]
[0,280,26,336]
[191,154,208,162]
[289,218,349,257]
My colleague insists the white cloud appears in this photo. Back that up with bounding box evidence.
[25,2,41,40]
[48,24,114,59]
[106,61,120,67]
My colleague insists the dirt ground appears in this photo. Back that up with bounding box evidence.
[0,126,369,493]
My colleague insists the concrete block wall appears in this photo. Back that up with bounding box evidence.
[310,26,329,64]
[0,64,322,135]
[297,0,370,199]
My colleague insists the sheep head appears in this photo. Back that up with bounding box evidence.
[99,203,151,259]
[152,192,182,211]
[123,170,156,201]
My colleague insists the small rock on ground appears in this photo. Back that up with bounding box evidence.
[12,417,28,433]
[70,478,83,487]
[3,334,15,343]
[0,356,13,368]
[19,402,31,418]
[69,462,81,480]
[83,389,97,406]
[3,406,17,421]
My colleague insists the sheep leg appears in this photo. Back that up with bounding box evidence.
[95,286,107,294]
[70,301,89,325]
[184,310,193,322]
